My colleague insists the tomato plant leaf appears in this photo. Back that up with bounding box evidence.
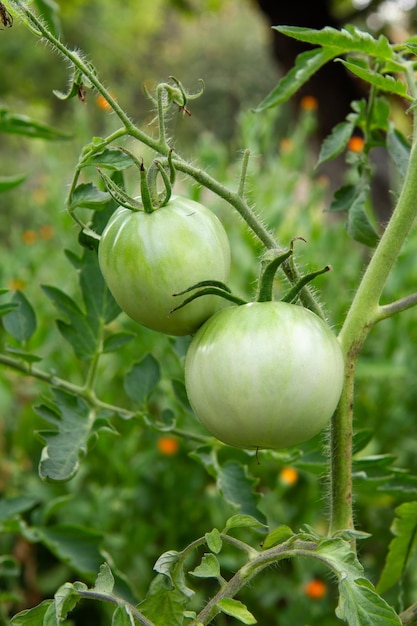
[205,528,222,554]
[336,577,402,625]
[33,0,61,38]
[54,582,86,623]
[111,605,136,626]
[93,563,115,594]
[80,251,121,328]
[82,147,134,171]
[346,186,379,247]
[218,461,267,525]
[216,598,257,625]
[10,600,54,625]
[377,501,417,594]
[124,354,161,407]
[138,573,189,626]
[0,496,38,525]
[35,388,95,482]
[102,332,136,353]
[386,124,410,184]
[41,285,97,360]
[318,117,358,165]
[255,47,336,111]
[0,108,71,140]
[224,514,267,533]
[338,59,411,100]
[68,183,110,211]
[190,553,221,579]
[274,25,393,60]
[36,524,104,578]
[2,290,37,342]
[262,525,295,550]
[0,173,26,192]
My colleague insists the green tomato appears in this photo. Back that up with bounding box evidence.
[98,195,231,336]
[185,301,344,449]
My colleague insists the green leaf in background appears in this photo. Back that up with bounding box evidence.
[216,598,257,625]
[0,108,71,140]
[318,117,358,165]
[346,186,379,247]
[2,290,37,342]
[386,124,410,185]
[10,600,54,625]
[35,388,95,481]
[218,461,267,525]
[79,250,121,328]
[0,173,26,192]
[255,47,336,111]
[42,285,97,360]
[124,354,161,407]
[377,501,417,594]
[0,496,38,525]
[102,332,135,353]
[330,184,359,213]
[261,525,294,550]
[5,344,42,364]
[81,147,135,171]
[224,514,267,533]
[68,182,110,211]
[33,0,61,38]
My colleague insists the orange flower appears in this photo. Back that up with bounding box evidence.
[7,278,26,291]
[96,92,116,111]
[22,230,37,245]
[279,466,299,486]
[279,138,294,154]
[348,136,365,153]
[157,436,179,456]
[39,225,54,240]
[304,578,327,600]
[300,95,318,111]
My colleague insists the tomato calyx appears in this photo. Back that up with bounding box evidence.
[170,280,247,315]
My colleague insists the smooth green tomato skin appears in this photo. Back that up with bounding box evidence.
[98,195,231,336]
[185,302,345,449]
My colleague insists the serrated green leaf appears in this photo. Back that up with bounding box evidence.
[255,47,336,111]
[275,25,393,60]
[102,332,135,353]
[94,563,115,594]
[82,147,134,171]
[262,525,294,550]
[0,108,71,140]
[205,528,222,554]
[318,118,357,165]
[37,524,104,578]
[138,574,189,626]
[124,354,161,406]
[42,285,97,360]
[336,577,401,625]
[339,59,411,99]
[218,462,267,526]
[190,553,221,579]
[80,251,121,327]
[377,501,417,594]
[2,291,37,342]
[69,183,110,210]
[10,600,54,625]
[0,173,26,192]
[35,388,95,482]
[216,598,257,624]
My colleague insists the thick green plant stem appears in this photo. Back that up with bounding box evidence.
[330,140,417,534]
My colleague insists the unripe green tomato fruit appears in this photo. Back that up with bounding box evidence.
[185,301,344,449]
[98,195,231,336]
